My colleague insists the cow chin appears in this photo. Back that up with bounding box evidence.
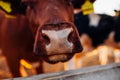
[42,53,74,64]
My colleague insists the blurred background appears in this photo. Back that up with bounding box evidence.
[0,0,120,79]
[94,0,120,16]
[65,0,120,70]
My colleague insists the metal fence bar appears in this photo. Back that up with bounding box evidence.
[6,62,120,80]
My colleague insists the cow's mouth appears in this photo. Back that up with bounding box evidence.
[42,53,74,64]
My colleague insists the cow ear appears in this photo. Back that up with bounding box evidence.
[0,0,27,15]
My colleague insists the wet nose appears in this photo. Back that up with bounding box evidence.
[42,28,74,55]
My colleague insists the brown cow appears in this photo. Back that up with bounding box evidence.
[0,0,82,77]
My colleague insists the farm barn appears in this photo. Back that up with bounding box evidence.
[0,0,120,80]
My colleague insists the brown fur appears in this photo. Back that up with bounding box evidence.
[0,0,82,77]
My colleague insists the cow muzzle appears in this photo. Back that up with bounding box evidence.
[34,24,82,64]
[42,28,73,55]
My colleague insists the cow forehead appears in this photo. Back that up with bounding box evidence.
[23,0,71,11]
[25,0,73,23]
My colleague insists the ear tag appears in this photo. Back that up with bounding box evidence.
[81,0,94,15]
[0,1,12,13]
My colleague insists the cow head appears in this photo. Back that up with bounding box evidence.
[0,0,83,64]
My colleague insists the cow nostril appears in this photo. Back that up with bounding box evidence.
[42,33,50,44]
[68,31,73,42]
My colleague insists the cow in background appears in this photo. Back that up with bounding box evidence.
[65,12,120,70]
[0,0,83,77]
[65,0,120,70]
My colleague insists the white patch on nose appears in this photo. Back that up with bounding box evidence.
[42,28,73,55]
